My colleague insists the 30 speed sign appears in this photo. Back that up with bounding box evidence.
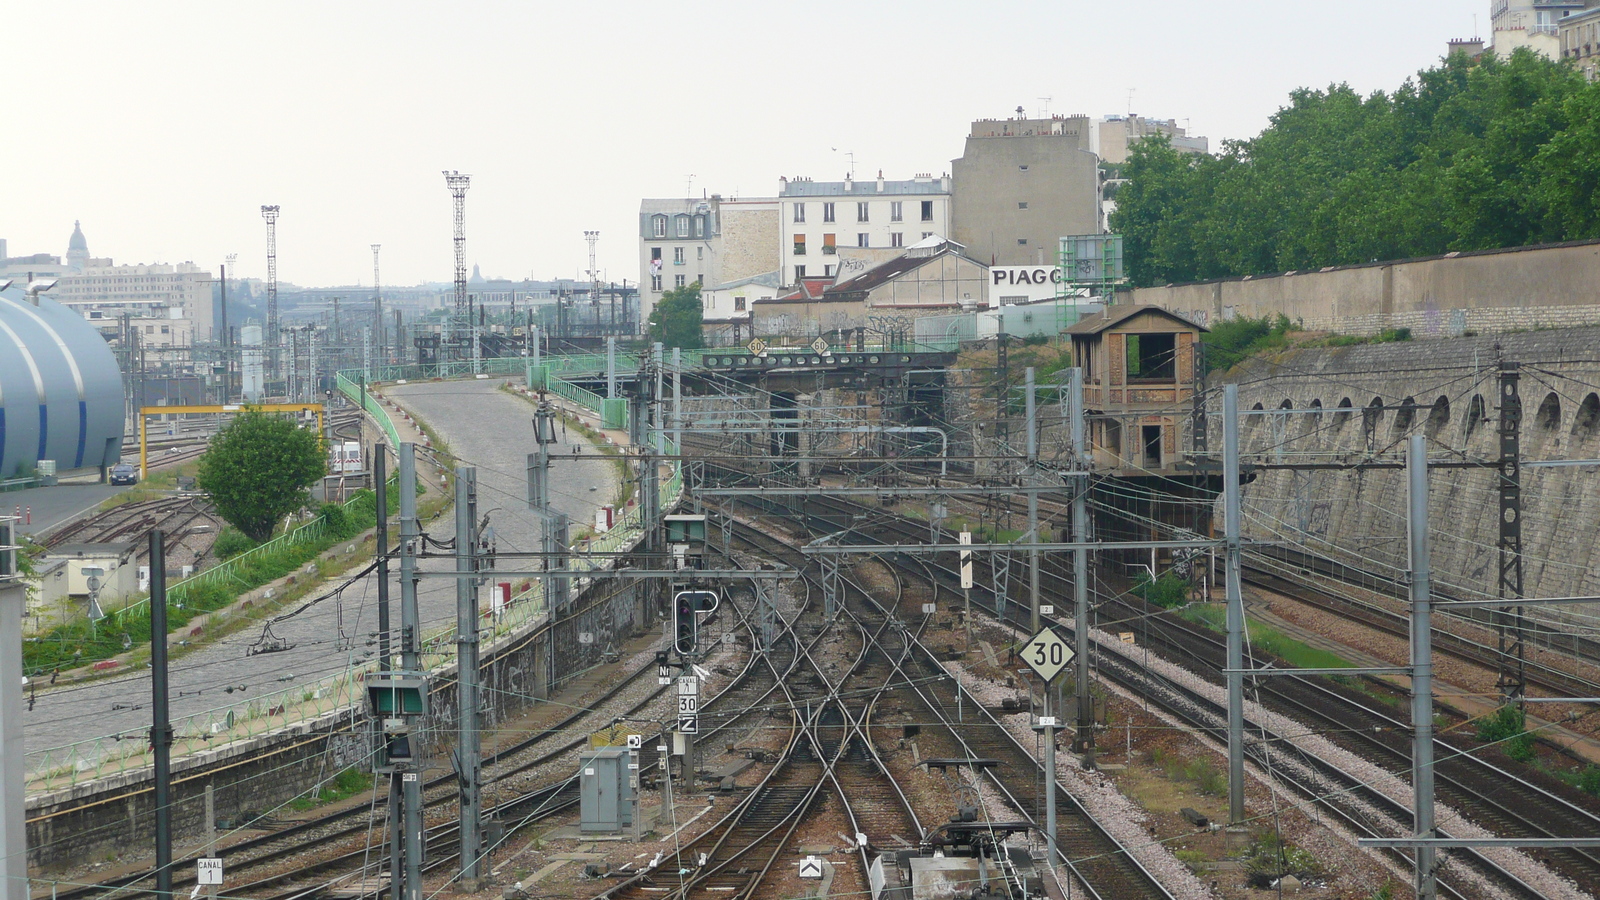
[1021,626,1074,683]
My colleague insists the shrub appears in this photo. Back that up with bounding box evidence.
[1242,834,1324,888]
[212,528,257,560]
[1134,570,1192,609]
[1478,704,1536,761]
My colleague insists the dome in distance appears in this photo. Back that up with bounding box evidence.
[68,220,88,252]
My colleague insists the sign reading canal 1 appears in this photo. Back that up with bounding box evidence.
[1022,626,1074,683]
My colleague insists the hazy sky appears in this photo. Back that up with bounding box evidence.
[4,1,1484,289]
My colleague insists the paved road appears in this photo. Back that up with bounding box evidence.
[5,483,134,538]
[21,379,618,767]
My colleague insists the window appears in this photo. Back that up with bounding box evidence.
[651,275,662,291]
[1019,164,1029,171]
[891,232,904,248]
[823,202,835,223]
[794,265,806,281]
[1018,201,1029,210]
[920,200,934,221]
[676,274,686,288]
[1017,238,1029,245]
[793,203,806,223]
[793,234,807,255]
[676,217,689,238]
[822,233,836,255]
[694,217,705,238]
[857,202,869,222]
[857,233,869,247]
[922,232,934,239]
[824,265,834,277]
[674,247,685,264]
[890,201,903,221]
[1125,333,1177,381]
[652,216,667,238]
[734,297,746,311]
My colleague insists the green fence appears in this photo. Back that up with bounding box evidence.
[336,371,402,449]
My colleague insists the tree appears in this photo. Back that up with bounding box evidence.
[647,282,705,350]
[197,407,327,542]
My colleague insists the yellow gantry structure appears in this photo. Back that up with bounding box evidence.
[138,403,325,479]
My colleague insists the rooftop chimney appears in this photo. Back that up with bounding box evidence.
[876,170,885,192]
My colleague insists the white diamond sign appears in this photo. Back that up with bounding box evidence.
[1022,626,1074,683]
[810,337,830,355]
[747,338,768,356]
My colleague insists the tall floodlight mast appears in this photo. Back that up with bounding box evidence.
[444,168,467,365]
[261,206,280,347]
[585,230,600,304]
[372,244,383,365]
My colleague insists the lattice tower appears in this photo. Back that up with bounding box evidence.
[261,206,280,346]
[443,171,471,316]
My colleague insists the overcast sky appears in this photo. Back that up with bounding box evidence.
[4,1,1484,289]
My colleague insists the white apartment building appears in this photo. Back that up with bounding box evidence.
[1490,0,1591,58]
[637,195,780,328]
[53,262,214,347]
[778,173,952,288]
[1093,115,1209,166]
[1560,5,1600,78]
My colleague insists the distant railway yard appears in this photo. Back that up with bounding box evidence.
[10,339,1600,900]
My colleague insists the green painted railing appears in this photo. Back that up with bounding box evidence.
[336,371,402,449]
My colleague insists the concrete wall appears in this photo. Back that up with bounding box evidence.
[1217,327,1600,645]
[719,202,780,284]
[24,561,652,872]
[951,128,1099,268]
[1129,238,1600,337]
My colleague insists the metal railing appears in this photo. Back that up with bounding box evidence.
[30,370,683,790]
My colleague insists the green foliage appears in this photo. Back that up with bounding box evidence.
[1200,314,1297,373]
[1112,49,1600,286]
[211,528,257,560]
[1150,747,1228,796]
[1243,834,1325,888]
[287,767,373,810]
[1369,884,1397,900]
[1173,849,1209,871]
[1133,570,1192,609]
[22,494,379,674]
[1558,764,1600,797]
[1477,704,1536,761]
[647,282,705,350]
[197,408,327,542]
[1178,604,1353,671]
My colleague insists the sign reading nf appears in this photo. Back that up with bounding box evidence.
[1022,626,1074,683]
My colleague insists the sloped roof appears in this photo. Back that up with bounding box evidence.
[1063,304,1207,335]
[708,270,782,292]
[823,241,975,298]
[762,277,837,303]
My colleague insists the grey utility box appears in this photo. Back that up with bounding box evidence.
[579,747,634,833]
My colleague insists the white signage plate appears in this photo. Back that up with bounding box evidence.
[1022,626,1074,683]
[800,856,824,878]
[678,715,698,734]
[196,859,223,886]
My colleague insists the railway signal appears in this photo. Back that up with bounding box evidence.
[672,589,718,657]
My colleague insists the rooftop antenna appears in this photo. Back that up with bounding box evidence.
[1038,96,1052,118]
[685,174,695,198]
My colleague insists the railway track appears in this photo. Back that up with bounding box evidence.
[763,490,1600,899]
[717,501,1173,900]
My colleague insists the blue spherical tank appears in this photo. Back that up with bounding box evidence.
[0,292,124,476]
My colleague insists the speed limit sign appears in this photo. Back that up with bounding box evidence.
[1022,626,1074,683]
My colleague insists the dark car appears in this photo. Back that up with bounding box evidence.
[110,464,139,486]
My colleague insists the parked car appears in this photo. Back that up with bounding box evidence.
[110,464,139,486]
